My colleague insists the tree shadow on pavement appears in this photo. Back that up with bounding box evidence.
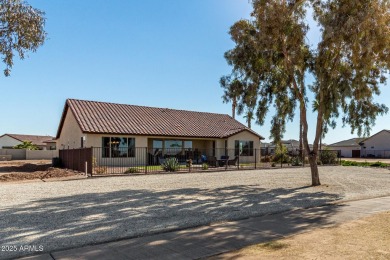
[0,184,342,259]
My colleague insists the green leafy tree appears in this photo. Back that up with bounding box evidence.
[222,0,390,186]
[13,141,39,150]
[0,0,46,76]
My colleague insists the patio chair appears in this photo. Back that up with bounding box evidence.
[218,155,229,167]
[207,156,217,167]
[228,156,239,166]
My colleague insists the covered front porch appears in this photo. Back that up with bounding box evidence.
[147,138,229,166]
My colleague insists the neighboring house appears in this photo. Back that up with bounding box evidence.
[359,130,390,158]
[56,99,264,165]
[0,134,56,150]
[328,137,364,158]
[261,139,314,156]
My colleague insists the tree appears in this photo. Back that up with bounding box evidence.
[220,76,244,119]
[222,0,390,186]
[0,0,46,76]
[243,108,254,128]
[13,141,39,150]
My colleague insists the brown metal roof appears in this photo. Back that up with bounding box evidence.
[1,134,54,146]
[56,99,264,140]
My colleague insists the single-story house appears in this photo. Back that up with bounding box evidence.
[328,137,364,158]
[359,130,390,158]
[0,134,56,150]
[56,99,264,166]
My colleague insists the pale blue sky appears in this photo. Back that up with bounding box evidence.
[0,1,388,144]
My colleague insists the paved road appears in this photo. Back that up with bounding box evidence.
[1,166,389,259]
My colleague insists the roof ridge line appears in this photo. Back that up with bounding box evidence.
[67,98,231,117]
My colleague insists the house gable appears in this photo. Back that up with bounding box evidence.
[0,134,22,148]
[56,106,84,149]
[360,130,390,150]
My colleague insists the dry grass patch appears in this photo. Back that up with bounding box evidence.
[212,211,390,260]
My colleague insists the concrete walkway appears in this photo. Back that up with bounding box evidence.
[20,196,390,260]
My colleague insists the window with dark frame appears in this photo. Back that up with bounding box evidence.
[235,140,254,156]
[102,137,135,158]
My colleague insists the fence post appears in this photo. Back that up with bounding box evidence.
[255,149,257,169]
[85,161,88,176]
[145,147,148,174]
[281,153,283,168]
[90,147,94,177]
[237,155,240,170]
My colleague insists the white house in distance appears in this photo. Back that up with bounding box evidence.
[360,130,390,158]
[0,134,56,150]
[328,137,364,158]
[56,99,264,166]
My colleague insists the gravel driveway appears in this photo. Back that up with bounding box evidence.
[1,166,389,259]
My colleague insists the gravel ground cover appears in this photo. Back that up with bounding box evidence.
[0,166,389,259]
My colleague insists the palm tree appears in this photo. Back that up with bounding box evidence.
[244,108,255,128]
[220,77,243,119]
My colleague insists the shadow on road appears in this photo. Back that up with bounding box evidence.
[0,185,342,259]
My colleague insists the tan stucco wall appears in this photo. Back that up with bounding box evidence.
[227,130,261,163]
[57,109,83,149]
[26,150,59,160]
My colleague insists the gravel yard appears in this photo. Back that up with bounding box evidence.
[1,166,390,259]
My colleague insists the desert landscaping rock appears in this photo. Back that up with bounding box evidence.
[1,166,390,259]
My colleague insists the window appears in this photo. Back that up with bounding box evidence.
[184,141,192,150]
[235,140,254,156]
[165,140,183,155]
[102,137,135,158]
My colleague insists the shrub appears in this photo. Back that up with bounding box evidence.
[319,148,338,165]
[162,157,180,172]
[261,156,271,163]
[271,162,276,167]
[125,167,139,174]
[94,166,107,174]
[202,163,209,170]
[92,157,107,174]
[341,160,388,168]
[369,161,388,167]
[273,145,290,163]
[291,156,302,166]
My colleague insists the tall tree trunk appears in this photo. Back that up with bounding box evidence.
[299,118,303,157]
[232,98,236,119]
[298,84,321,186]
[248,118,251,128]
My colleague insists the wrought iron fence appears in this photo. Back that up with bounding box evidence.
[87,147,341,175]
